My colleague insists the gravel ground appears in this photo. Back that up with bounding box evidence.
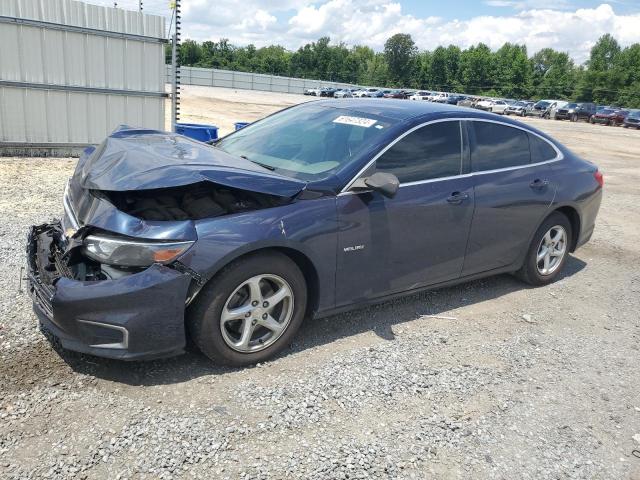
[1,93,640,479]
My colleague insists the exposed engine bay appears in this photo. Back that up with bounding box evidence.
[101,181,291,221]
[33,182,293,284]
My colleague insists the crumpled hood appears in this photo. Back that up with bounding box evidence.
[74,126,307,198]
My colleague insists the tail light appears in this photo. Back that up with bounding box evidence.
[594,170,604,188]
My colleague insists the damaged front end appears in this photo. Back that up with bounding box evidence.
[26,127,307,360]
[27,222,193,359]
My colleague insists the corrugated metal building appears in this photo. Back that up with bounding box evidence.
[0,0,167,155]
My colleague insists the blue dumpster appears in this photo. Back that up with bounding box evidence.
[175,123,218,142]
[234,122,250,131]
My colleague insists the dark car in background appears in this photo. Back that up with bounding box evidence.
[555,102,596,122]
[384,90,411,99]
[623,110,640,129]
[446,95,467,105]
[319,87,337,97]
[27,101,603,366]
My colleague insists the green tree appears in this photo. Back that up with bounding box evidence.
[458,43,495,94]
[384,34,417,87]
[494,43,531,98]
[531,48,576,99]
[179,39,202,66]
[576,34,622,104]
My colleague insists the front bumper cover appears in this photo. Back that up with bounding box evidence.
[27,223,192,360]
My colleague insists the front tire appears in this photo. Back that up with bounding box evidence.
[516,212,572,286]
[188,252,307,366]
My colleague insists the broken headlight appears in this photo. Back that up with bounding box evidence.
[83,234,194,267]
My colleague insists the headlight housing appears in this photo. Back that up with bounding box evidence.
[83,234,194,267]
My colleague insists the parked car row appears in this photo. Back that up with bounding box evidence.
[303,87,640,130]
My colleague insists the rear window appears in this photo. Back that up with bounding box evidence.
[528,134,558,163]
[471,122,530,171]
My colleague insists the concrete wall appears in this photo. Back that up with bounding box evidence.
[171,66,361,95]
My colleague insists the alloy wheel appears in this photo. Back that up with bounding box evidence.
[536,225,567,276]
[220,274,294,353]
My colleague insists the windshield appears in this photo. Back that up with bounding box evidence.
[566,103,578,108]
[629,111,640,118]
[535,101,551,108]
[216,104,397,181]
[600,109,615,114]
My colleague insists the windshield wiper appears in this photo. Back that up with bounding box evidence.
[240,155,275,171]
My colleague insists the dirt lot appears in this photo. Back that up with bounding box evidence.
[1,86,640,479]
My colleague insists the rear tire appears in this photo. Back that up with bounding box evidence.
[516,212,572,286]
[187,252,307,366]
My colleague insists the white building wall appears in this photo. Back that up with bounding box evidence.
[0,0,166,151]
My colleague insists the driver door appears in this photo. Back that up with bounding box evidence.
[334,120,475,307]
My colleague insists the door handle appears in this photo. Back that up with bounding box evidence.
[446,191,469,204]
[530,179,549,190]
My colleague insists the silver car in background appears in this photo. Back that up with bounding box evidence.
[505,101,534,117]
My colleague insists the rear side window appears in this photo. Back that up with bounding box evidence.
[528,133,558,163]
[471,122,530,171]
[376,121,462,183]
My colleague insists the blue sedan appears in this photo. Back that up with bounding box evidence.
[27,100,603,365]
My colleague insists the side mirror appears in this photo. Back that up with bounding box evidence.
[352,172,400,198]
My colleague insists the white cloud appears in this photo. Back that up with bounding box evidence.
[182,2,640,63]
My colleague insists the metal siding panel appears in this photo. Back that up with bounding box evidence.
[124,39,142,91]
[64,32,86,86]
[1,87,27,142]
[0,25,22,81]
[19,26,45,83]
[41,29,66,85]
[23,88,48,142]
[104,37,125,90]
[45,90,70,142]
[85,34,106,88]
[67,92,88,143]
[87,93,107,143]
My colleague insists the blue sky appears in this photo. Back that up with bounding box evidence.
[91,1,640,63]
[403,0,639,19]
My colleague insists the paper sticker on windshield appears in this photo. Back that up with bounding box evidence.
[333,116,377,128]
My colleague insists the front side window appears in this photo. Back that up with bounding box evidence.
[471,122,531,171]
[375,121,462,183]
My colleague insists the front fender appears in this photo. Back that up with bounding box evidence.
[180,197,338,312]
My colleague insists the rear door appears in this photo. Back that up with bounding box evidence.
[462,120,559,276]
[335,120,475,306]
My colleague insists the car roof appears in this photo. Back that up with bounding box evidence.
[312,98,476,121]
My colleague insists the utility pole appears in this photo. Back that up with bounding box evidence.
[171,0,181,132]
[138,0,142,12]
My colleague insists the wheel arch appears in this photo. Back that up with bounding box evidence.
[192,245,321,319]
[551,205,581,252]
